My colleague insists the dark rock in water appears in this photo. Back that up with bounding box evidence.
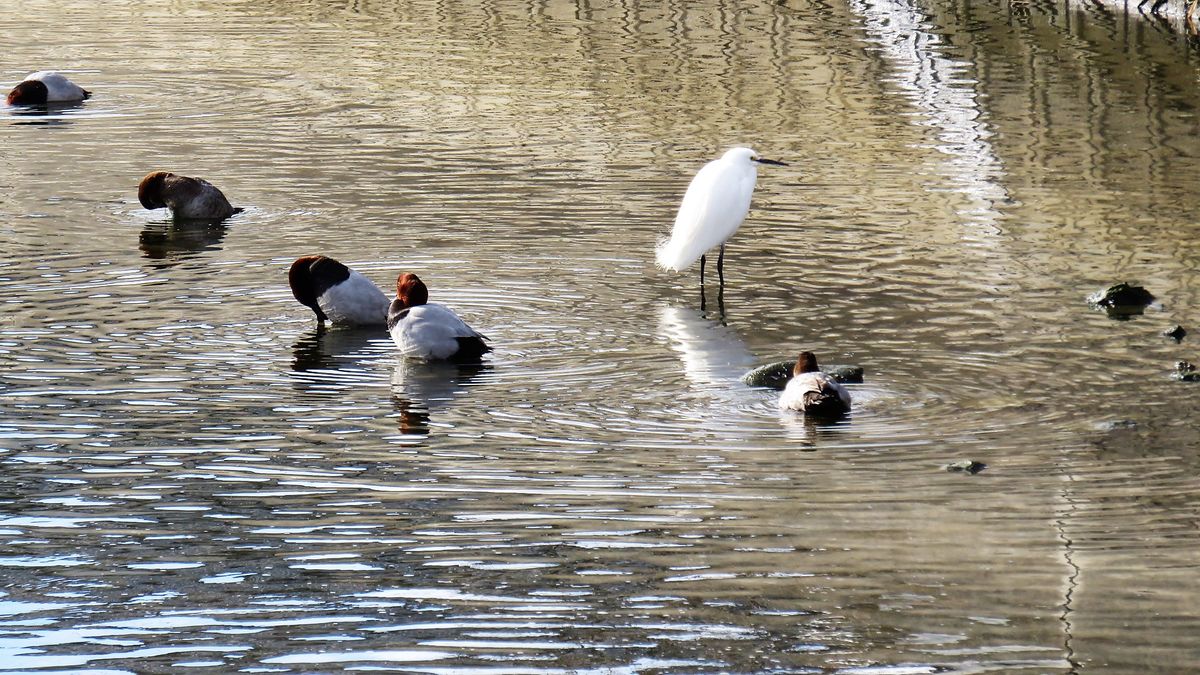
[1164,325,1187,342]
[945,459,987,474]
[826,365,864,384]
[741,361,864,389]
[1174,361,1200,382]
[1088,282,1155,319]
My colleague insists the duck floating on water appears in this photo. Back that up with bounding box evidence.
[288,255,389,327]
[138,171,241,220]
[6,71,90,105]
[388,272,490,362]
[779,351,852,417]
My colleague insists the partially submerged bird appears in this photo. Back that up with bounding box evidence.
[779,351,852,417]
[288,255,389,327]
[138,171,242,220]
[388,272,491,361]
[656,147,787,287]
[6,71,90,105]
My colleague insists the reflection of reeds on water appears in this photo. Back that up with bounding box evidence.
[138,219,229,265]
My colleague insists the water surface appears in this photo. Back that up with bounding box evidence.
[2,0,1199,672]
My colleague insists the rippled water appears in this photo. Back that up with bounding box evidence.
[3,0,1200,672]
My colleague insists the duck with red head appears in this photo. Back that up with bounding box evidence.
[138,171,242,221]
[779,351,852,417]
[387,273,491,361]
[289,255,390,327]
[6,71,90,106]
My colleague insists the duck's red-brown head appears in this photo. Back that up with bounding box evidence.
[395,273,429,310]
[6,80,48,105]
[138,171,175,209]
[794,351,820,375]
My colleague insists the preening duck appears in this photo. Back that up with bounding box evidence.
[6,71,90,105]
[288,255,389,327]
[138,171,241,220]
[387,273,490,361]
[779,351,852,417]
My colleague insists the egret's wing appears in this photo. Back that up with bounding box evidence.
[656,159,757,271]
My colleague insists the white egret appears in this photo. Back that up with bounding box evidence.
[138,171,242,220]
[779,351,852,417]
[6,71,90,105]
[388,273,491,362]
[289,255,390,327]
[655,147,787,287]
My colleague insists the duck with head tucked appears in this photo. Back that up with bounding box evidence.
[6,71,90,105]
[288,255,389,327]
[779,351,852,417]
[388,273,490,362]
[138,171,242,220]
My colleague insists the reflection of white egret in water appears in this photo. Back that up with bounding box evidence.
[657,305,758,390]
[391,358,488,438]
[849,0,1009,234]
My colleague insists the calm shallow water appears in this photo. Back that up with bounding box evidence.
[2,0,1200,672]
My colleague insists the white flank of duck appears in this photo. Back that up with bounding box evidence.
[387,272,490,361]
[779,351,852,416]
[6,71,90,105]
[289,255,389,327]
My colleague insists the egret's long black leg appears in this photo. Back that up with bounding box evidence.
[717,245,726,287]
[699,253,707,288]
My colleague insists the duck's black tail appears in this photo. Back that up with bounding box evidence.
[803,391,848,418]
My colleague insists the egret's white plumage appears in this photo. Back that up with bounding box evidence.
[289,255,389,327]
[778,351,852,416]
[656,147,786,285]
[387,273,491,362]
[6,71,90,105]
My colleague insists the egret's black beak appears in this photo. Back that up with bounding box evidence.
[754,157,788,166]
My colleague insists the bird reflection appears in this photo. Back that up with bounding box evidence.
[657,304,757,390]
[291,325,383,372]
[138,219,229,266]
[392,359,488,438]
[7,101,85,126]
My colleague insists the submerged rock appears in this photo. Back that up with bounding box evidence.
[1088,282,1155,318]
[945,459,987,474]
[1164,325,1187,342]
[742,361,864,389]
[1174,361,1200,382]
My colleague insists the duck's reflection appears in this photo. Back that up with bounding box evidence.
[139,219,229,265]
[291,326,384,372]
[392,359,489,438]
[7,101,85,126]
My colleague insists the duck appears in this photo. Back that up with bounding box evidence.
[656,147,786,287]
[778,351,852,417]
[388,272,491,361]
[6,71,90,105]
[288,255,389,327]
[138,171,242,220]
